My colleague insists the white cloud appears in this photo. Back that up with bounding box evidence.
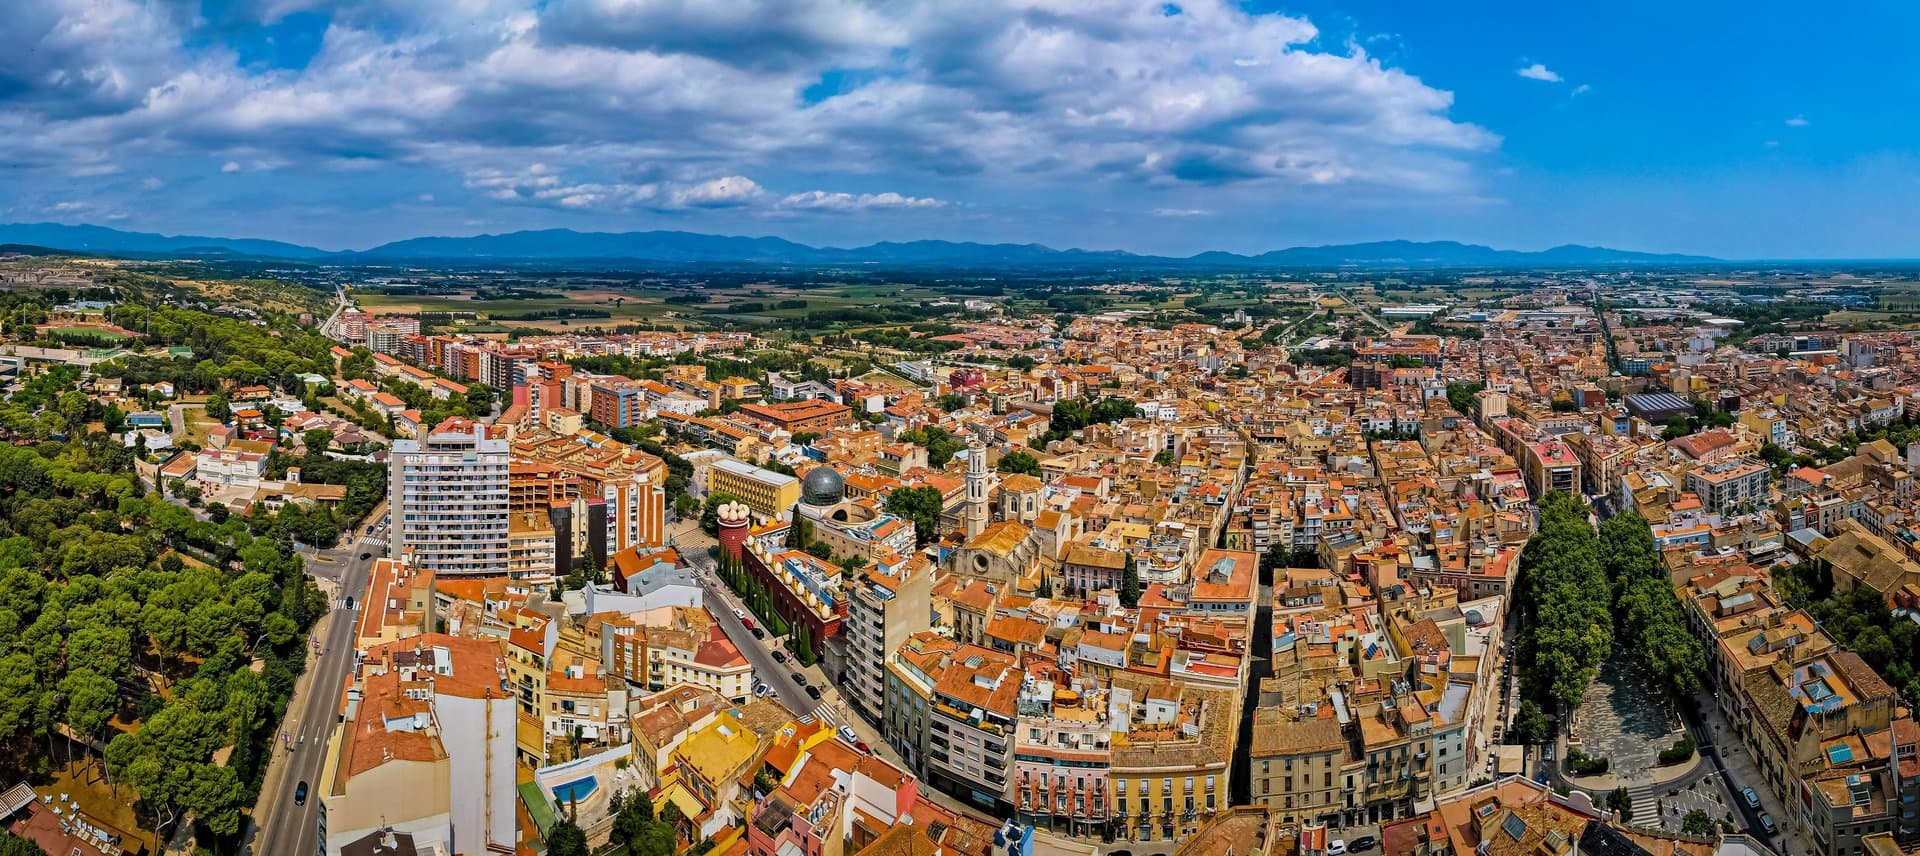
[1572,84,1591,96]
[780,190,945,211]
[140,176,164,190]
[1516,63,1562,83]
[1786,115,1809,127]
[1151,207,1210,217]
[0,0,1502,222]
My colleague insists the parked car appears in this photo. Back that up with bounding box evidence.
[1743,787,1761,809]
[295,780,309,806]
[806,686,821,700]
[839,725,860,744]
[751,627,766,640]
[734,608,745,620]
[772,650,787,664]
[856,741,870,753]
[1349,837,1378,853]
[1329,840,1348,856]
[792,672,808,686]
[1759,813,1776,835]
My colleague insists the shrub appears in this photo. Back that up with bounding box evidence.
[1658,735,1697,765]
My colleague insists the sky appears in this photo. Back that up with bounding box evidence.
[3,0,1919,258]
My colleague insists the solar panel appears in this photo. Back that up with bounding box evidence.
[1502,814,1528,841]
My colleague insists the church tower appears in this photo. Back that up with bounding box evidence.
[965,437,990,539]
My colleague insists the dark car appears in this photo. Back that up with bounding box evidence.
[359,552,372,560]
[806,686,822,700]
[751,627,766,640]
[792,672,808,686]
[345,596,355,610]
[1108,850,1133,856]
[295,780,309,806]
[1349,837,1378,853]
[772,650,787,663]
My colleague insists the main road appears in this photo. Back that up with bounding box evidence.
[247,501,386,856]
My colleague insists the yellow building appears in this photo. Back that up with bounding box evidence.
[663,708,767,840]
[709,458,801,521]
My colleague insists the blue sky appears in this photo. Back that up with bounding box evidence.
[2,0,1917,258]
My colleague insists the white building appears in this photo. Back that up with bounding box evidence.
[389,417,510,576]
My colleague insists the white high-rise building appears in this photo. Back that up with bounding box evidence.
[389,418,510,576]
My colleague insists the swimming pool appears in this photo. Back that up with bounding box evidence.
[551,775,598,804]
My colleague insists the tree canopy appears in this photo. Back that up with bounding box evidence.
[1513,492,1613,711]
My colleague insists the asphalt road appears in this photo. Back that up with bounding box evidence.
[247,503,386,856]
[666,520,846,730]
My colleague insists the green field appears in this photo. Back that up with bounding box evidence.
[43,326,132,342]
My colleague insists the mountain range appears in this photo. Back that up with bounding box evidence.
[0,222,1721,268]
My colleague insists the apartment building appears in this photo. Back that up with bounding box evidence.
[926,644,1020,812]
[316,635,516,856]
[389,418,511,577]
[1685,458,1771,513]
[844,554,933,722]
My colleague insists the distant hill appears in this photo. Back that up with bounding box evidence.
[0,222,1720,268]
[0,223,331,260]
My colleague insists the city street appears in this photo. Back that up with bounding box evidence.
[666,519,850,730]
[245,500,386,856]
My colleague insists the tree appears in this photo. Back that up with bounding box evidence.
[1682,809,1714,836]
[464,382,496,417]
[205,392,231,423]
[59,668,119,740]
[884,486,945,548]
[102,405,126,434]
[1153,449,1176,467]
[1609,787,1632,817]
[0,833,48,856]
[937,393,967,412]
[302,428,334,452]
[1120,555,1141,608]
[996,450,1041,476]
[546,818,590,856]
[1512,700,1547,746]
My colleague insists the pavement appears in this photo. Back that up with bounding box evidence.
[244,501,387,856]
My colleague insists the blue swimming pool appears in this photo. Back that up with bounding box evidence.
[551,775,598,804]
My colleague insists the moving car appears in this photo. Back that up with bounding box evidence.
[295,780,309,806]
[359,552,371,560]
[1743,787,1760,809]
[1349,837,1377,853]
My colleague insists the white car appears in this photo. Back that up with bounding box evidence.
[734,608,746,620]
[839,725,860,744]
[1329,841,1348,856]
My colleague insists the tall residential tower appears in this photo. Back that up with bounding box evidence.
[389,417,511,576]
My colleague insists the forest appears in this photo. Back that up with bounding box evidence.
[0,431,325,850]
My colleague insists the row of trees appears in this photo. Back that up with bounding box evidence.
[1600,512,1705,695]
[1513,492,1614,711]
